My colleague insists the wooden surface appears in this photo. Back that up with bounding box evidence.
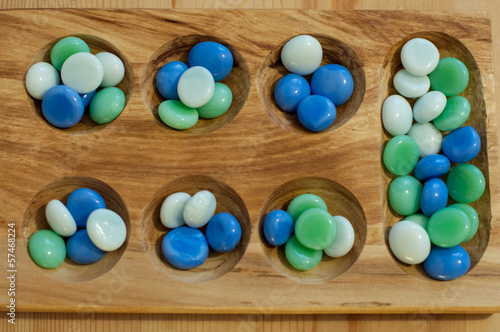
[1,1,500,331]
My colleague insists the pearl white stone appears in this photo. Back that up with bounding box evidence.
[61,52,104,94]
[177,66,215,108]
[323,216,355,258]
[95,52,125,87]
[400,38,440,76]
[25,62,60,100]
[280,35,323,76]
[382,95,413,136]
[413,91,447,123]
[407,122,443,158]
[183,190,216,228]
[87,209,127,251]
[45,199,77,237]
[393,69,430,98]
[160,192,191,228]
[389,220,431,264]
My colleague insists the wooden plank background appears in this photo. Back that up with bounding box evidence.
[1,0,499,331]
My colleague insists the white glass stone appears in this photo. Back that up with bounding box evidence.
[177,66,215,108]
[389,220,431,264]
[401,38,439,76]
[61,52,104,94]
[25,62,60,100]
[393,69,430,98]
[45,199,77,237]
[160,192,191,228]
[87,208,127,251]
[183,190,216,228]
[413,91,447,123]
[95,52,125,88]
[407,122,443,158]
[382,95,413,136]
[280,35,323,76]
[323,216,355,258]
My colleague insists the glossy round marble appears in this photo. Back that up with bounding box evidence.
[383,135,419,176]
[280,35,323,76]
[66,188,106,228]
[263,209,294,246]
[388,175,423,216]
[449,203,479,243]
[158,100,199,130]
[61,52,104,94]
[447,164,485,203]
[156,61,188,100]
[41,85,84,129]
[162,226,209,270]
[382,95,413,136]
[160,192,191,229]
[442,126,481,164]
[285,235,322,271]
[433,96,470,131]
[400,38,439,76]
[197,82,233,119]
[67,229,106,265]
[25,62,60,100]
[297,95,336,132]
[183,190,217,228]
[286,193,328,224]
[50,36,90,71]
[323,216,355,258]
[188,41,233,81]
[407,122,443,158]
[427,207,470,248]
[206,212,241,253]
[420,178,448,217]
[295,208,336,250]
[45,199,77,237]
[429,57,469,97]
[95,52,125,87]
[393,69,430,98]
[177,66,215,108]
[424,245,470,280]
[273,74,311,113]
[414,154,451,181]
[87,208,127,251]
[413,91,447,123]
[28,230,66,269]
[89,87,125,124]
[310,64,354,106]
[389,220,431,264]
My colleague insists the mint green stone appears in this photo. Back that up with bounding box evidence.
[433,96,470,131]
[286,194,328,224]
[383,135,419,176]
[405,213,430,230]
[197,82,233,119]
[294,208,336,250]
[28,230,66,269]
[285,235,322,271]
[428,57,469,97]
[450,203,479,243]
[158,100,199,130]
[89,87,125,124]
[447,164,485,203]
[388,175,423,216]
[427,207,470,248]
[50,37,91,71]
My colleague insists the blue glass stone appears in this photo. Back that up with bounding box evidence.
[420,178,448,216]
[79,90,97,109]
[311,64,354,106]
[206,212,242,253]
[297,95,336,132]
[273,74,311,113]
[442,126,481,164]
[263,209,294,246]
[162,227,209,269]
[424,245,471,280]
[66,188,106,228]
[414,154,451,181]
[156,61,188,100]
[67,229,106,264]
[188,41,233,81]
[42,85,84,128]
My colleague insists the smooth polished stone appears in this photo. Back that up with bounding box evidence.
[295,208,336,250]
[183,190,216,228]
[427,207,470,248]
[420,178,448,217]
[450,203,479,243]
[188,41,233,81]
[413,91,447,123]
[28,230,66,269]
[433,96,470,131]
[162,227,209,269]
[281,35,322,76]
[80,90,96,109]
[177,66,215,108]
[66,188,106,228]
[156,61,188,100]
[429,57,469,97]
[89,87,125,124]
[297,95,336,132]
[407,122,443,158]
[388,175,423,216]
[285,235,322,271]
[42,85,84,128]
[61,52,104,94]
[67,229,106,265]
[405,213,430,230]
[273,74,311,113]
[158,100,199,130]
[447,164,485,203]
[424,245,470,280]
[442,126,481,164]
[45,199,77,237]
[206,212,241,253]
[95,52,125,87]
[400,38,439,76]
[382,95,413,136]
[383,135,419,176]
[393,69,430,98]
[323,216,355,258]
[414,154,451,181]
[160,192,191,229]
[197,82,233,119]
[50,36,90,71]
[286,193,328,223]
[25,62,60,100]
[263,209,294,246]
[310,64,354,106]
[87,209,127,251]
[389,220,431,264]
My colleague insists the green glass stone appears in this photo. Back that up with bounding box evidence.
[447,164,485,203]
[433,96,470,132]
[388,175,423,216]
[427,207,470,248]
[383,135,419,176]
[294,208,336,250]
[50,37,91,71]
[450,203,479,243]
[197,82,233,119]
[286,193,328,224]
[428,57,469,97]
[285,235,322,271]
[158,100,199,130]
[405,213,430,230]
[28,230,66,269]
[89,87,125,124]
